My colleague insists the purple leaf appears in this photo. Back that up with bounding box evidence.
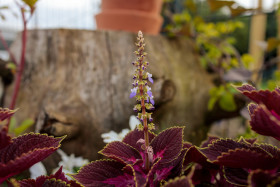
[223,167,248,186]
[183,146,217,170]
[162,176,193,187]
[103,173,135,187]
[18,167,81,187]
[150,127,183,164]
[129,160,146,186]
[162,148,188,181]
[199,135,219,148]
[99,141,141,164]
[199,139,250,161]
[145,158,162,187]
[236,84,280,114]
[191,164,214,185]
[0,126,11,149]
[200,138,280,170]
[71,160,127,187]
[0,134,64,184]
[248,170,280,187]
[249,104,280,141]
[123,129,155,153]
[0,108,16,121]
[183,142,193,149]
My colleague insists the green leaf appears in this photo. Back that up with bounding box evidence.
[267,37,280,52]
[207,0,235,12]
[8,117,17,133]
[21,0,38,9]
[14,118,34,136]
[241,54,254,69]
[208,96,218,110]
[219,92,237,111]
[6,62,17,71]
[0,6,9,10]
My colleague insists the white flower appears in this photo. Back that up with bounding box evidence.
[29,162,47,179]
[129,115,140,130]
[52,149,89,180]
[101,115,141,143]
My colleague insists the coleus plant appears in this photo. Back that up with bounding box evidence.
[71,31,194,186]
[71,32,280,187]
[11,166,81,187]
[0,107,67,185]
[185,84,280,186]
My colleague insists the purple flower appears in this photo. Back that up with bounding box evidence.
[147,73,153,84]
[146,86,152,97]
[130,87,138,98]
[150,95,155,105]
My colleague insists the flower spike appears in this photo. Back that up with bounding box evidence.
[130,31,155,170]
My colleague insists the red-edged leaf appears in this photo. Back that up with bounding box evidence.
[258,143,280,159]
[183,142,193,149]
[37,179,69,187]
[129,160,146,186]
[236,84,280,114]
[71,160,127,187]
[191,164,214,185]
[0,108,16,121]
[99,141,141,164]
[162,176,193,187]
[161,148,188,181]
[123,129,155,153]
[248,170,280,187]
[0,126,11,149]
[103,173,135,187]
[145,158,162,187]
[183,146,218,170]
[216,148,279,170]
[19,169,81,187]
[249,104,280,141]
[0,134,64,183]
[238,137,257,145]
[200,135,219,148]
[150,127,183,164]
[224,167,248,186]
[199,139,249,161]
[200,138,280,170]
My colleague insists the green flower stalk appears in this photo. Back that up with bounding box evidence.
[130,31,155,170]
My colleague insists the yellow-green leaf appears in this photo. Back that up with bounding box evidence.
[219,92,237,111]
[14,118,34,136]
[21,0,38,9]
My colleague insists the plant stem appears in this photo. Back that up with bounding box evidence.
[7,8,27,128]
[139,48,150,171]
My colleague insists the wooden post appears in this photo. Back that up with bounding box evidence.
[249,0,266,83]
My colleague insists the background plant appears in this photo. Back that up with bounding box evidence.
[0,0,38,129]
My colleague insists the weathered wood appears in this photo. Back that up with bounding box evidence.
[7,29,213,164]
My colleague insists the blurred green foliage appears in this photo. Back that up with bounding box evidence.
[164,0,254,112]
[8,117,34,136]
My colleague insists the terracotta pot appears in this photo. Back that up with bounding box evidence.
[101,0,162,14]
[95,0,163,35]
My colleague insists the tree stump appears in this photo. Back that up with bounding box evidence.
[8,29,213,163]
